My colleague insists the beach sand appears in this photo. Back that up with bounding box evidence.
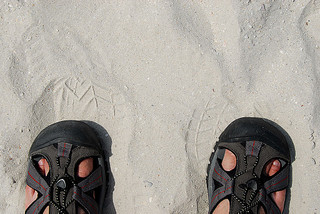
[0,0,319,213]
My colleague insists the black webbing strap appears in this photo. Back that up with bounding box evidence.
[26,143,104,214]
[259,188,281,214]
[78,166,103,192]
[71,166,103,214]
[263,164,289,195]
[73,185,99,214]
[209,160,233,211]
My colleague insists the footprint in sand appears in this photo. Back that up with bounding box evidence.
[172,95,238,213]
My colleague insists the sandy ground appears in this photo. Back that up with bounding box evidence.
[0,0,320,213]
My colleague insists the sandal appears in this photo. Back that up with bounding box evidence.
[25,120,107,214]
[207,117,291,214]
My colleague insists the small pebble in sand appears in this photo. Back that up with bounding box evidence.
[143,180,153,187]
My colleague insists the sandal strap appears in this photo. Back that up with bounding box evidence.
[211,158,232,184]
[25,193,51,214]
[78,166,103,192]
[25,121,107,214]
[209,164,233,209]
[259,188,281,214]
[70,166,103,214]
[26,162,51,214]
[245,141,263,157]
[208,140,290,214]
[26,161,50,195]
[73,186,99,214]
[26,143,104,214]
[57,142,73,158]
[264,164,290,195]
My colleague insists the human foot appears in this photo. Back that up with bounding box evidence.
[207,117,291,214]
[211,150,286,214]
[25,157,94,214]
[25,121,107,214]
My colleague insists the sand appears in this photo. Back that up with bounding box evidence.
[0,0,319,213]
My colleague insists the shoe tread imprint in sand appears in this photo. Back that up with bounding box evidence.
[168,1,244,212]
[180,96,240,214]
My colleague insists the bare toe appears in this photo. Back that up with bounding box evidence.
[77,158,94,213]
[212,150,236,214]
[78,157,93,178]
[25,185,37,210]
[261,160,286,213]
[265,159,281,176]
[212,199,230,214]
[221,149,236,171]
[25,158,49,214]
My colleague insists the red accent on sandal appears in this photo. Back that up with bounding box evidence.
[74,191,98,214]
[259,192,275,214]
[62,143,66,157]
[211,186,232,204]
[266,175,288,190]
[81,174,102,189]
[33,194,50,214]
[251,141,255,156]
[28,171,46,191]
[214,168,228,182]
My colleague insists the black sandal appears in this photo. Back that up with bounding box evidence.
[207,117,291,214]
[25,120,107,214]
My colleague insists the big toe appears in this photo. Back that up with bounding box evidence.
[268,159,281,176]
[221,149,237,171]
[78,157,94,178]
[77,158,94,214]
